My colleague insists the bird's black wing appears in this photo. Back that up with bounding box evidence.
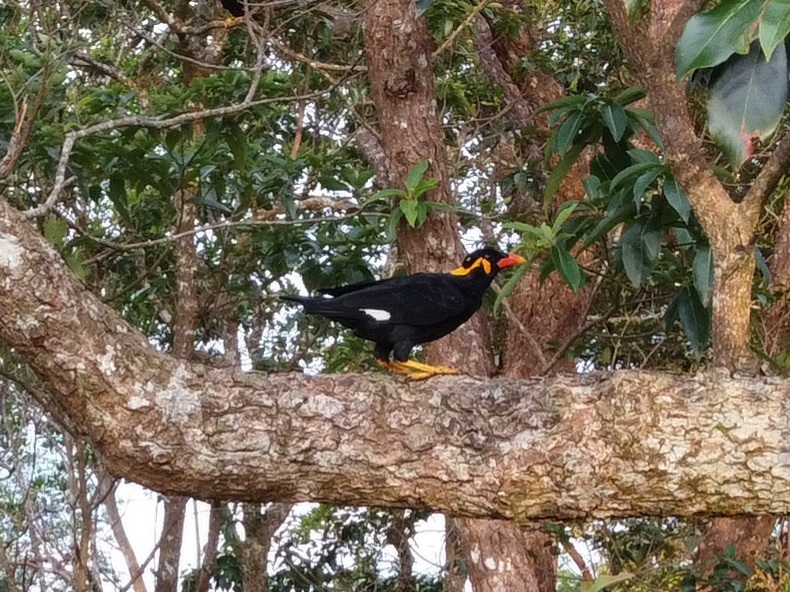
[316,276,396,297]
[331,273,467,326]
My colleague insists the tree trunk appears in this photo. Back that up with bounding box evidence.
[234,503,292,592]
[196,501,224,592]
[154,496,188,592]
[101,475,149,592]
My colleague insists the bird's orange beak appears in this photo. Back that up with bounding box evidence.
[497,252,527,269]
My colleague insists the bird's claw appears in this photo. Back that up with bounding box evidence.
[377,359,460,380]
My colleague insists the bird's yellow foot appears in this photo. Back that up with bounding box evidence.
[377,359,460,380]
[224,16,242,27]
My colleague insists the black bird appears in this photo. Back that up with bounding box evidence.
[220,0,246,17]
[281,247,526,379]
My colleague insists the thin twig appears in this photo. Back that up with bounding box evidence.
[490,282,548,369]
[559,539,593,582]
[432,0,494,60]
[0,100,29,181]
[73,209,375,253]
[539,279,616,375]
[270,37,366,72]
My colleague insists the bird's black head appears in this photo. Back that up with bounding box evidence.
[450,247,526,278]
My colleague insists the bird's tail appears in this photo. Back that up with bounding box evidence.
[280,294,335,315]
[279,294,313,306]
[280,294,362,320]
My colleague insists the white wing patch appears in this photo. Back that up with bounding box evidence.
[361,308,391,321]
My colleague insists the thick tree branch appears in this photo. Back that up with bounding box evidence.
[2,197,790,519]
[742,131,790,225]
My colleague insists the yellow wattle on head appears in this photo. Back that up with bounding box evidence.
[450,257,492,276]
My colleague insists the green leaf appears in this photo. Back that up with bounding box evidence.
[663,175,691,223]
[65,250,87,281]
[369,188,407,202]
[612,87,646,106]
[675,0,763,79]
[416,0,435,14]
[318,175,351,192]
[627,149,660,164]
[226,122,248,168]
[610,162,663,193]
[544,143,585,207]
[426,201,455,212]
[708,42,788,167]
[506,221,544,235]
[108,176,130,224]
[197,189,233,214]
[602,103,628,141]
[43,216,68,248]
[755,247,772,282]
[665,290,680,333]
[626,109,664,148]
[553,202,578,231]
[551,244,584,292]
[692,245,714,306]
[554,110,584,155]
[759,0,790,60]
[633,169,661,205]
[410,178,439,198]
[677,286,711,355]
[494,263,529,312]
[399,199,419,226]
[405,160,430,191]
[580,201,638,250]
[583,572,634,592]
[582,176,601,198]
[620,220,661,287]
[535,94,587,115]
[386,208,404,241]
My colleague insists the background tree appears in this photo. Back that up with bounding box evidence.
[2,0,790,590]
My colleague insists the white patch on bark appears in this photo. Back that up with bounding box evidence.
[128,396,151,410]
[0,235,23,269]
[469,545,481,564]
[155,364,201,423]
[18,316,39,330]
[98,345,117,374]
[304,394,344,418]
[483,556,497,570]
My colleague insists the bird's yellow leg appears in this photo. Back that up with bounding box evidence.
[398,359,460,378]
[377,359,460,380]
[376,359,412,376]
[224,16,242,27]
